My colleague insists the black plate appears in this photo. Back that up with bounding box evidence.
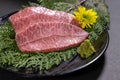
[0,12,109,77]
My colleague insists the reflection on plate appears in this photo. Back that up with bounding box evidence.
[0,12,109,77]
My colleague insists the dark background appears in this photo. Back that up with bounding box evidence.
[0,0,120,80]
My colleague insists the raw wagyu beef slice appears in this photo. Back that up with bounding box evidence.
[9,6,79,33]
[16,22,88,52]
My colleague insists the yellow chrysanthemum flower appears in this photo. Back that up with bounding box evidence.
[73,7,98,29]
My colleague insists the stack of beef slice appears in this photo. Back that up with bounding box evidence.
[9,6,88,53]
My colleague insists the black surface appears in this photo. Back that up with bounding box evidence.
[0,0,119,80]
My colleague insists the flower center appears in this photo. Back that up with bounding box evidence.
[83,14,90,20]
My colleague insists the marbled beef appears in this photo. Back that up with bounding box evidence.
[9,7,88,53]
[9,6,79,34]
[16,22,88,52]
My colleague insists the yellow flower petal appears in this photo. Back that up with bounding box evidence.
[73,6,98,29]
